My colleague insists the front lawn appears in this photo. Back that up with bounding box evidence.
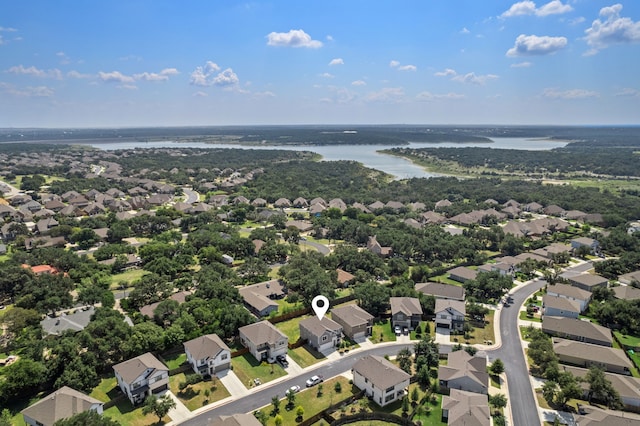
[169,373,230,410]
[410,321,432,340]
[519,310,542,323]
[231,353,287,389]
[371,319,396,343]
[256,376,354,425]
[463,310,496,345]
[103,398,170,426]
[288,345,325,368]
[110,269,148,287]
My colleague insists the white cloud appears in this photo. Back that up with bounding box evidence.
[542,88,599,99]
[56,51,70,64]
[192,91,208,97]
[510,61,532,68]
[398,64,417,71]
[389,60,400,68]
[7,65,62,79]
[329,58,344,66]
[506,34,567,56]
[319,72,334,78]
[0,82,54,97]
[351,80,367,86]
[0,26,17,32]
[98,71,135,83]
[212,68,239,87]
[569,17,585,25]
[266,29,323,48]
[366,87,405,102]
[435,68,457,77]
[117,84,138,90]
[460,27,470,34]
[584,4,640,55]
[452,72,498,85]
[134,68,180,81]
[254,91,276,98]
[67,70,92,79]
[615,88,640,97]
[326,35,334,42]
[500,1,572,18]
[416,91,465,101]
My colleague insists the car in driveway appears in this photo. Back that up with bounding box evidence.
[277,354,289,368]
[305,375,323,387]
[402,326,409,336]
[286,385,301,395]
[394,325,402,335]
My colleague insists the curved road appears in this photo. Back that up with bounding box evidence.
[299,239,330,255]
[182,187,200,204]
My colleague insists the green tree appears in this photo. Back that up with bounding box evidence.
[354,280,390,317]
[411,386,420,405]
[488,393,507,415]
[585,366,623,409]
[490,358,505,375]
[542,380,557,406]
[274,414,283,426]
[286,390,296,409]
[317,383,323,397]
[0,358,47,404]
[0,409,12,426]
[397,348,413,374]
[142,394,176,423]
[53,410,121,425]
[295,405,304,421]
[271,395,281,414]
[334,381,342,393]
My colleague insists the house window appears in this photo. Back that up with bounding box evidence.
[322,335,328,342]
[221,354,228,360]
[385,393,395,403]
[364,378,368,383]
[385,386,395,393]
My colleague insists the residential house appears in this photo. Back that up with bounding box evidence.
[544,204,566,216]
[284,220,313,232]
[568,274,608,292]
[366,235,392,257]
[523,201,544,212]
[447,266,478,283]
[543,295,582,319]
[184,334,231,376]
[238,279,287,317]
[421,211,446,224]
[352,355,411,407]
[438,350,489,394]
[21,386,103,426]
[41,307,96,336]
[113,352,169,405]
[292,197,308,208]
[618,271,640,287]
[533,243,573,260]
[542,316,613,346]
[571,237,600,255]
[435,199,452,210]
[416,282,465,301]
[329,198,348,211]
[139,291,191,318]
[441,389,490,426]
[546,284,592,312]
[553,338,634,375]
[613,285,640,301]
[368,201,385,211]
[573,405,640,425]
[36,217,58,234]
[207,413,262,426]
[24,236,66,250]
[274,198,291,208]
[561,365,640,412]
[22,263,59,275]
[390,297,422,330]
[299,317,343,352]
[309,197,327,207]
[251,198,267,207]
[336,268,356,287]
[434,299,466,331]
[478,261,515,277]
[331,304,374,341]
[238,321,288,362]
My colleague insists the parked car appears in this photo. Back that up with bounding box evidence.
[402,327,409,336]
[286,385,301,395]
[394,325,401,335]
[306,375,323,387]
[277,355,289,368]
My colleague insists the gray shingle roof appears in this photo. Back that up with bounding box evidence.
[113,352,167,384]
[353,355,410,390]
[21,386,101,426]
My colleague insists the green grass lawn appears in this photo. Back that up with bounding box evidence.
[110,268,149,287]
[103,397,170,426]
[231,353,287,389]
[490,374,501,389]
[256,376,353,425]
[274,297,304,315]
[614,331,640,350]
[464,310,496,345]
[288,345,325,368]
[519,310,542,323]
[161,352,187,370]
[275,314,309,342]
[89,376,120,402]
[430,274,464,286]
[371,319,396,343]
[410,321,433,340]
[169,373,230,411]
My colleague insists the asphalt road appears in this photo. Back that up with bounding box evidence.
[299,240,330,255]
[183,187,199,204]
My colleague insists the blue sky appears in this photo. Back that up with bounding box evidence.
[1,1,639,127]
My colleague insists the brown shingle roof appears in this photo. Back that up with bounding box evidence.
[21,386,102,426]
[331,304,374,327]
[238,321,287,347]
[299,316,343,338]
[353,355,410,390]
[184,334,230,361]
[542,316,612,345]
[113,352,167,384]
[442,389,490,426]
[553,338,634,370]
[390,297,423,317]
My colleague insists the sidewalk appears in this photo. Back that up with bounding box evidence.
[216,370,249,397]
[164,390,191,424]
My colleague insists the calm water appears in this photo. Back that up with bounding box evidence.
[88,137,567,180]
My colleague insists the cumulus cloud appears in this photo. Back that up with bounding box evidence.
[190,61,220,86]
[212,68,239,87]
[319,72,334,78]
[329,58,344,66]
[98,71,135,83]
[416,91,465,101]
[616,88,640,97]
[434,68,457,77]
[134,68,180,81]
[506,34,567,56]
[7,65,62,79]
[192,91,208,97]
[366,87,405,102]
[398,64,417,71]
[351,80,367,86]
[583,4,640,55]
[67,70,92,79]
[452,72,498,85]
[389,60,400,68]
[542,88,599,99]
[0,82,54,97]
[266,29,323,48]
[510,61,532,68]
[117,84,138,90]
[500,1,572,18]
[460,27,470,34]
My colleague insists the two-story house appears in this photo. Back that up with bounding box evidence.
[390,297,422,331]
[434,299,466,332]
[238,321,288,362]
[330,304,375,341]
[21,386,104,426]
[299,317,343,353]
[113,352,169,405]
[184,333,231,377]
[352,355,410,407]
[438,350,489,395]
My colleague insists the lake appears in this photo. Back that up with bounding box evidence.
[87,137,568,180]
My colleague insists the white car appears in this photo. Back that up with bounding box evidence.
[286,385,301,395]
[305,375,323,387]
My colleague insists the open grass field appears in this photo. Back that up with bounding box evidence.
[231,353,287,389]
[169,373,230,411]
[110,268,148,287]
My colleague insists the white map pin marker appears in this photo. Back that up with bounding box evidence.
[311,295,329,321]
